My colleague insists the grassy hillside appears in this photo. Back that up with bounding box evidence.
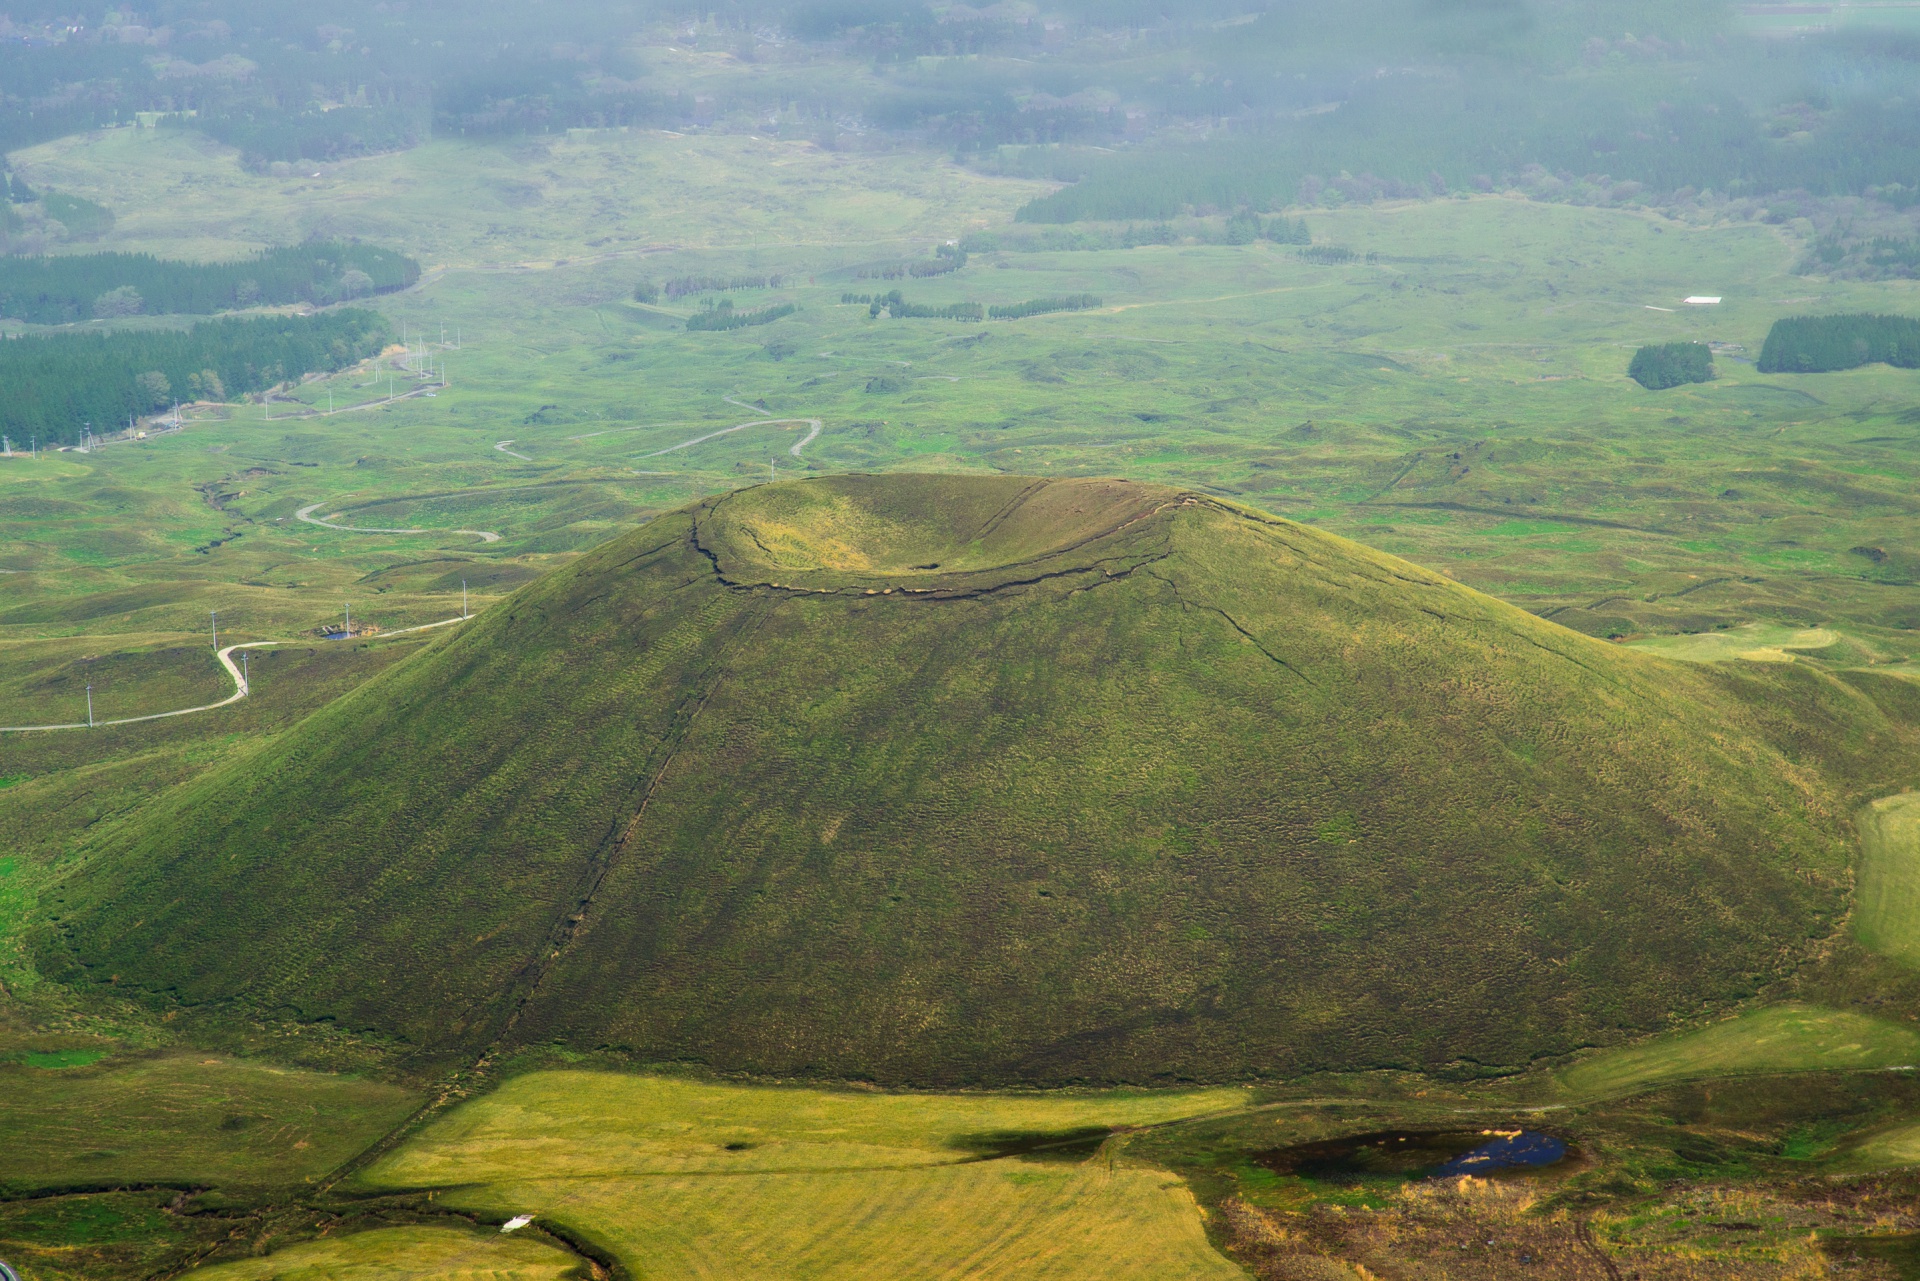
[39,475,1914,1083]
[1857,792,1920,970]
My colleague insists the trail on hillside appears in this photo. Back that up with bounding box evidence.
[0,616,468,735]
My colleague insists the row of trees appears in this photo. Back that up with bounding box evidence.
[960,215,1311,254]
[0,309,391,446]
[866,291,982,320]
[0,242,419,324]
[1629,342,1714,389]
[988,295,1102,320]
[850,292,1105,321]
[1758,314,1920,373]
[684,302,797,332]
[635,274,787,303]
[851,250,967,281]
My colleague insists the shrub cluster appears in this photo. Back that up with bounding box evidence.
[1757,314,1920,373]
[0,309,391,445]
[1629,342,1715,389]
[0,242,419,324]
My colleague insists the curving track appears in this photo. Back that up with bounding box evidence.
[649,398,824,459]
[296,503,503,543]
[0,616,468,735]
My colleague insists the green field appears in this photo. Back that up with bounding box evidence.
[1625,623,1843,666]
[0,1051,418,1191]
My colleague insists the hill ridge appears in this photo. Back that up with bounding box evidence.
[42,473,1884,1085]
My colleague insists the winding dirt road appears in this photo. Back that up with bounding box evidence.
[0,616,468,735]
[296,503,503,543]
[650,398,823,459]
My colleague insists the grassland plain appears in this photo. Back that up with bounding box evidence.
[41,475,1920,1088]
[8,133,1920,672]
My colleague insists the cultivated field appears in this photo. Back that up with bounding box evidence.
[356,1071,1249,1281]
[183,1227,581,1281]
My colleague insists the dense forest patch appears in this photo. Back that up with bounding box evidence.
[1758,314,1920,374]
[0,242,418,324]
[0,309,390,445]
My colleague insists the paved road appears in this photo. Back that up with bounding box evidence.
[296,503,502,543]
[0,616,469,735]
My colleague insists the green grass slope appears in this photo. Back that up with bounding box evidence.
[40,475,1895,1083]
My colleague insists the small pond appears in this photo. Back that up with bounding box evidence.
[1259,1128,1570,1186]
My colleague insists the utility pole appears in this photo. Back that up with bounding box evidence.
[462,578,468,620]
[210,610,217,650]
[241,651,249,695]
[86,683,94,728]
[344,602,351,638]
[769,458,776,484]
